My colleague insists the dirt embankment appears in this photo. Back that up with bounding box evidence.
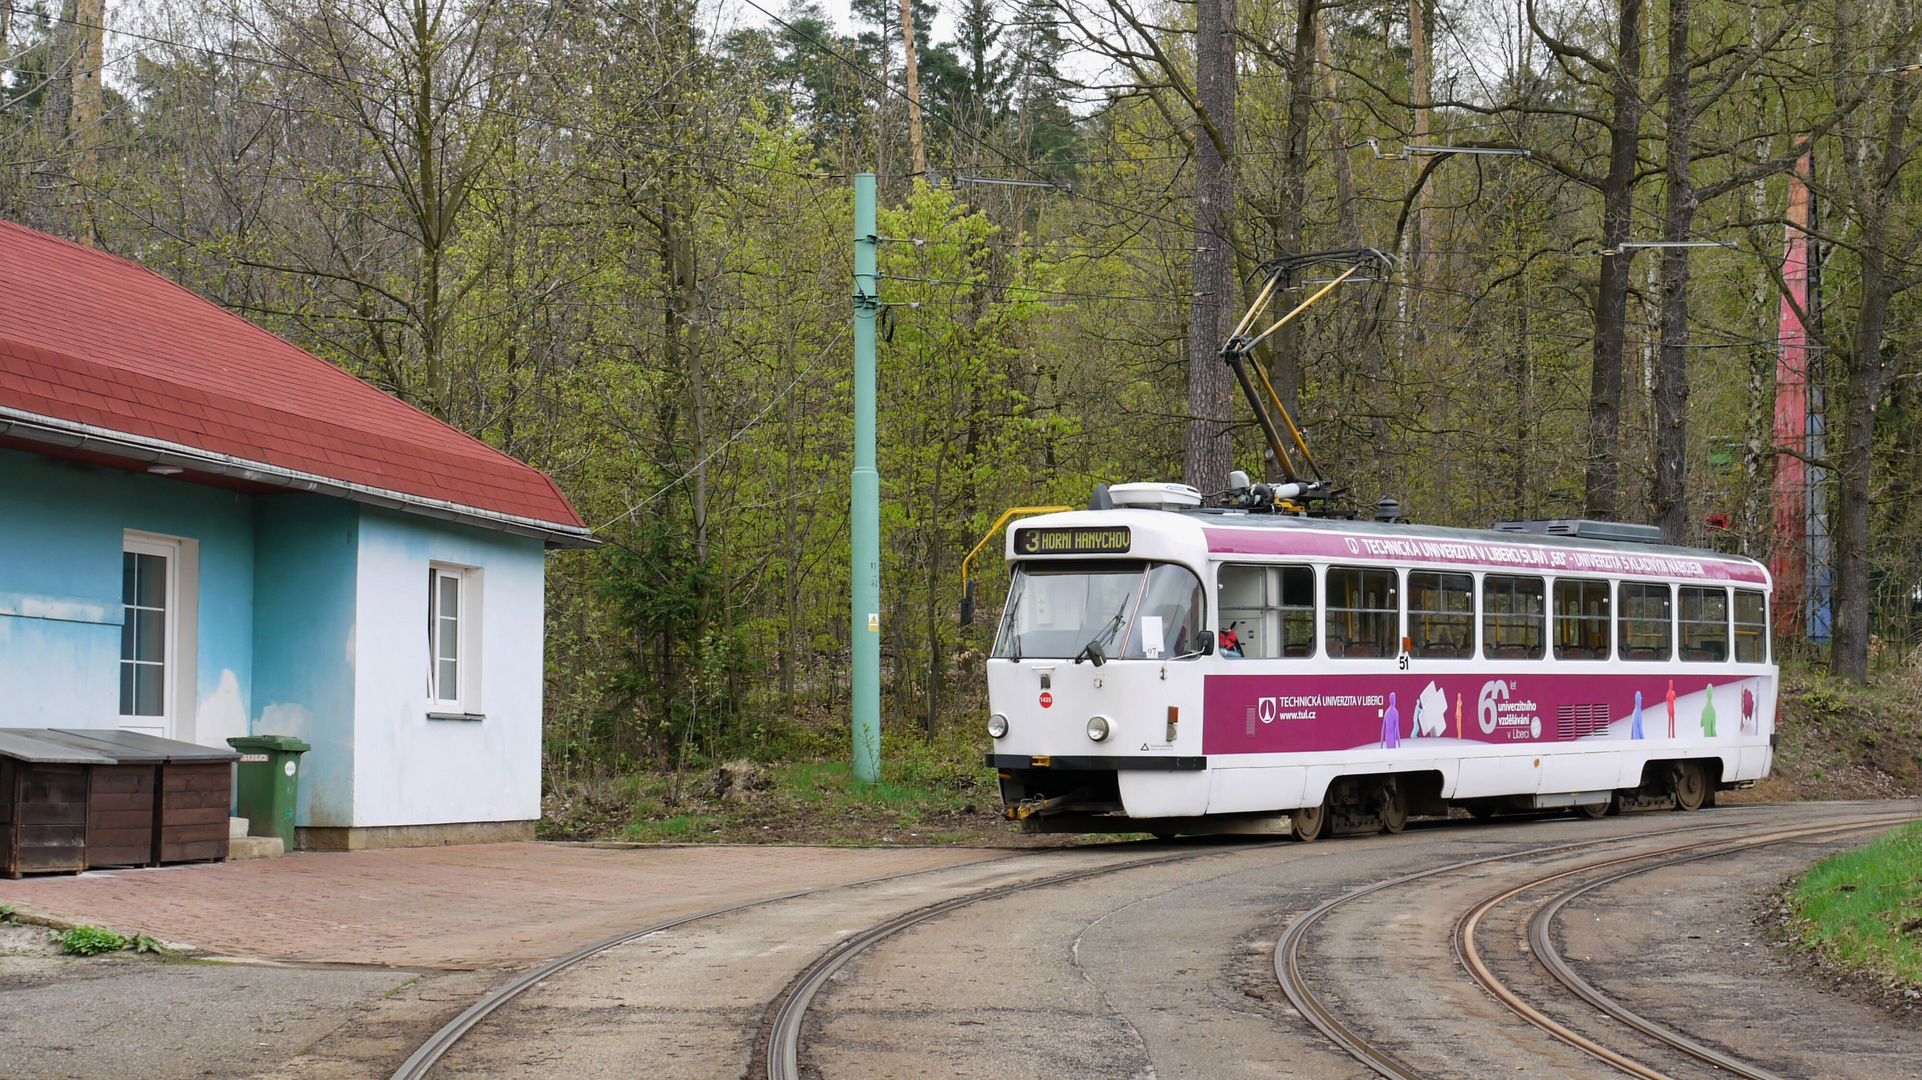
[1728,663,1922,805]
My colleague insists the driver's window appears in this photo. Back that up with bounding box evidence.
[1123,564,1205,659]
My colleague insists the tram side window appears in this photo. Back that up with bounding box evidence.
[1617,583,1673,661]
[1217,564,1316,658]
[1679,586,1730,662]
[1733,590,1769,663]
[1482,576,1545,660]
[1407,572,1474,658]
[1553,579,1611,660]
[1325,567,1398,658]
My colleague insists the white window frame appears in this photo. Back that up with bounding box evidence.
[428,563,483,717]
[121,533,181,737]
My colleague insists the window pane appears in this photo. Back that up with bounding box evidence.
[1733,590,1768,663]
[120,610,136,662]
[119,662,135,715]
[1482,576,1545,660]
[1218,564,1315,659]
[439,573,460,620]
[1408,572,1474,658]
[992,562,1146,659]
[134,552,167,609]
[122,551,137,605]
[133,662,165,716]
[1553,579,1610,660]
[135,608,166,663]
[1617,583,1672,661]
[1680,587,1730,661]
[438,616,459,662]
[1124,563,1205,659]
[1279,566,1315,657]
[1326,567,1397,659]
[437,658,458,699]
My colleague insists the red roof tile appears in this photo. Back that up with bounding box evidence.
[0,221,584,532]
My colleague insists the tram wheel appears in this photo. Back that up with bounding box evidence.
[1574,798,1611,820]
[1379,785,1408,834]
[1675,762,1709,812]
[1290,801,1327,843]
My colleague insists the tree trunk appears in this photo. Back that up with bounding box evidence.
[1185,0,1237,491]
[899,0,926,178]
[1830,73,1916,682]
[1408,0,1433,278]
[1264,0,1318,478]
[1652,0,1693,542]
[1584,0,1645,520]
[1318,20,1392,490]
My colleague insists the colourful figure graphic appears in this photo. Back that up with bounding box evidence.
[1381,693,1401,749]
[1741,686,1757,735]
[1701,683,1718,737]
[1412,682,1448,737]
[1455,693,1464,740]
[1631,690,1645,740]
[1666,680,1677,738]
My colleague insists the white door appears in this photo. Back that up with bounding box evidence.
[120,535,179,738]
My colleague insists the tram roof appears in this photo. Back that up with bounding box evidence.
[1012,507,1770,586]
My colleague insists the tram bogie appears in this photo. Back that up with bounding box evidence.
[979,499,1777,840]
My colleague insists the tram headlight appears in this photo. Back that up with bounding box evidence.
[987,713,1010,739]
[1086,715,1111,742]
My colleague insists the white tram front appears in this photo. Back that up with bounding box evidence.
[982,492,1777,840]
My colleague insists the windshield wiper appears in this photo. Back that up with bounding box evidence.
[1074,609,1127,667]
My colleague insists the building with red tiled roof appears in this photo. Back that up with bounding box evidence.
[0,220,591,849]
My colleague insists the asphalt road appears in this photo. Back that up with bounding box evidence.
[438,801,1922,1080]
[4,801,1918,1079]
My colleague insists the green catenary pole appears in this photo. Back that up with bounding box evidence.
[851,174,881,784]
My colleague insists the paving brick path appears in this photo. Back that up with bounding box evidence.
[0,844,1000,969]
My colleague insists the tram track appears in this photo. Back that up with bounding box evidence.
[1470,815,1911,1080]
[757,841,1285,1080]
[389,840,1266,1080]
[1278,809,1917,1080]
[392,806,1913,1080]
[385,853,1032,1080]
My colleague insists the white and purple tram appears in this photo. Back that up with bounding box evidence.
[983,492,1776,840]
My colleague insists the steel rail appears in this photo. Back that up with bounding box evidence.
[763,843,1285,1080]
[1273,810,1909,1080]
[1520,815,1916,1080]
[387,853,1027,1080]
[1454,812,1917,1080]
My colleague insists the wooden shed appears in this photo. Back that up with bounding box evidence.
[0,729,238,874]
[0,730,113,877]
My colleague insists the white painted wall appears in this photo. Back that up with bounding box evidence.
[349,508,545,827]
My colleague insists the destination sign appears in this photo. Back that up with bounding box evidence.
[1013,526,1132,555]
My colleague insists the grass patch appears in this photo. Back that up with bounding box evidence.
[541,723,1025,845]
[1789,821,1922,989]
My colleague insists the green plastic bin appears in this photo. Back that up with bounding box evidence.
[227,735,311,848]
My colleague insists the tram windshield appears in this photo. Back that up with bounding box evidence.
[993,561,1205,660]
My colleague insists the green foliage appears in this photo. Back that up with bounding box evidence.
[4,0,1920,793]
[1802,681,1852,722]
[52,926,127,956]
[1790,822,1922,988]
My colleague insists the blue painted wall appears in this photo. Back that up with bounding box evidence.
[251,494,360,827]
[352,509,546,826]
[0,446,546,834]
[0,447,254,733]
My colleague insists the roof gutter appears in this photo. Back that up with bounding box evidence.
[0,406,600,549]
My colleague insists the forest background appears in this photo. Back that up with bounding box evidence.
[2,0,1918,814]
